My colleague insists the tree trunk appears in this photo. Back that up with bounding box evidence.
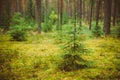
[45,0,48,24]
[58,0,63,30]
[104,0,112,35]
[6,0,11,30]
[96,0,102,26]
[77,0,82,27]
[89,0,94,30]
[113,0,117,26]
[35,0,41,33]
[82,0,85,20]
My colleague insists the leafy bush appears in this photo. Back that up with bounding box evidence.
[9,13,28,41]
[11,12,37,31]
[49,11,58,24]
[0,15,9,30]
[9,29,27,41]
[62,13,69,24]
[42,20,53,32]
[92,25,103,37]
[10,13,25,27]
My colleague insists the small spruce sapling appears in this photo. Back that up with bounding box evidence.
[58,1,89,71]
[9,13,27,41]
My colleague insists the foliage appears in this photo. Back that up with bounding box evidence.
[0,33,120,79]
[58,36,89,71]
[116,26,120,37]
[49,11,58,24]
[62,13,69,24]
[42,20,53,32]
[11,12,37,31]
[0,49,19,80]
[58,53,87,71]
[58,20,90,71]
[9,13,29,41]
[0,44,42,80]
[92,24,103,37]
[9,29,27,41]
[0,15,9,30]
[10,13,25,27]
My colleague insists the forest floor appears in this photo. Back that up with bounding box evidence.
[0,26,120,80]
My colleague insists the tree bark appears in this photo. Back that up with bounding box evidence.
[113,0,117,26]
[104,0,112,35]
[96,0,102,26]
[58,0,63,30]
[82,0,85,19]
[89,0,94,30]
[77,0,82,27]
[45,0,48,24]
[35,0,41,33]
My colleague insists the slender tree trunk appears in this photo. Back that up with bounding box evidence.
[77,0,82,27]
[82,0,85,20]
[117,0,120,23]
[89,0,94,30]
[104,0,112,35]
[69,0,73,19]
[35,0,41,33]
[113,0,117,26]
[96,0,102,26]
[80,0,83,26]
[58,0,63,30]
[45,0,48,24]
[73,0,77,53]
[16,0,20,12]
[6,0,11,30]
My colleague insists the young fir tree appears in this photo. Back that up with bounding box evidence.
[59,0,89,71]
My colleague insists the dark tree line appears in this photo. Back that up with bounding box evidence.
[0,0,120,35]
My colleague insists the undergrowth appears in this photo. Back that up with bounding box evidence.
[0,23,120,79]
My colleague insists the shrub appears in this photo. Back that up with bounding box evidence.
[92,25,103,37]
[42,20,53,32]
[58,38,89,71]
[62,13,69,24]
[9,13,28,41]
[10,12,25,27]
[9,29,27,41]
[58,22,89,71]
[59,53,87,71]
[10,12,37,31]
[49,11,58,24]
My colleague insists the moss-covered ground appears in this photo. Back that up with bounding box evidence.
[0,25,120,80]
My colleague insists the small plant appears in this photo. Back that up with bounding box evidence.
[9,29,27,41]
[42,20,53,32]
[62,13,69,24]
[9,13,28,41]
[59,53,87,71]
[58,12,89,71]
[92,25,103,37]
[49,10,58,24]
[10,12,25,27]
[58,31,89,71]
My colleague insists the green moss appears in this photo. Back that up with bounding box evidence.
[0,31,120,79]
